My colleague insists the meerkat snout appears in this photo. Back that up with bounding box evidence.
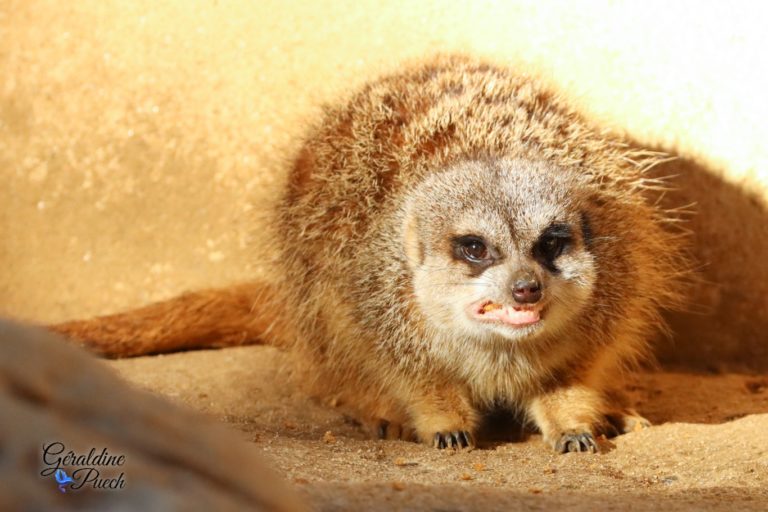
[511,274,542,304]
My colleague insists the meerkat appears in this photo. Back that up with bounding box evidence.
[51,55,689,453]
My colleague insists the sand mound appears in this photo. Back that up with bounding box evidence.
[110,346,768,510]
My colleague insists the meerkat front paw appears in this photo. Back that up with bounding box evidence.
[431,430,475,449]
[407,385,479,450]
[554,430,599,453]
[527,385,604,454]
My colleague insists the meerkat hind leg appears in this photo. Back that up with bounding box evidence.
[604,409,652,436]
[601,389,652,436]
[353,398,415,441]
[370,419,418,442]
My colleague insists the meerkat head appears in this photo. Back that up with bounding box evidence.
[402,159,599,343]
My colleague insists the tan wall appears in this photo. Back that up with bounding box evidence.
[2,1,766,369]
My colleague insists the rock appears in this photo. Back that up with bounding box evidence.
[0,320,306,511]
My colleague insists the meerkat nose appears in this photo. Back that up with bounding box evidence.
[511,277,542,304]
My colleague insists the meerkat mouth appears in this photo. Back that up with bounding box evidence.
[470,300,542,327]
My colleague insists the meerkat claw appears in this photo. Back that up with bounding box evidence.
[433,431,474,450]
[457,431,474,448]
[555,431,599,454]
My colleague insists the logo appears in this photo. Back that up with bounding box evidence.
[54,469,75,493]
[41,442,126,493]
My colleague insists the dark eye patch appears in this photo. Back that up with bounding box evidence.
[533,223,573,273]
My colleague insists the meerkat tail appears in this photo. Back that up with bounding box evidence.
[47,281,292,358]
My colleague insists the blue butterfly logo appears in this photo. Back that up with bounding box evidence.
[54,469,75,493]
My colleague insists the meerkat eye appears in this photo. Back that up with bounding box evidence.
[463,240,488,261]
[534,223,573,265]
[539,236,566,259]
[452,236,493,264]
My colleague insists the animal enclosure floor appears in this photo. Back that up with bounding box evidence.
[109,346,768,511]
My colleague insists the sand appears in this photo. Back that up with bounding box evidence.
[109,346,768,511]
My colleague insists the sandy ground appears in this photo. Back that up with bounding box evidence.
[110,346,768,511]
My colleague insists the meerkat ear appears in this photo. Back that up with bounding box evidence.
[402,211,425,267]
